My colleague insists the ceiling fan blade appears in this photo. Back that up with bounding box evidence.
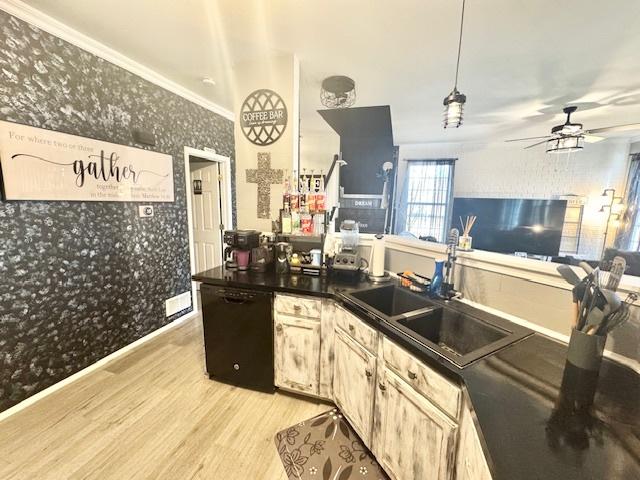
[586,123,640,134]
[505,135,552,143]
[524,139,551,149]
[583,134,605,143]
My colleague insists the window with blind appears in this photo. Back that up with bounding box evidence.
[397,159,455,241]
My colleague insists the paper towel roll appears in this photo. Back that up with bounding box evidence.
[370,234,386,277]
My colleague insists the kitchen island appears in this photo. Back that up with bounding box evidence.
[193,267,640,480]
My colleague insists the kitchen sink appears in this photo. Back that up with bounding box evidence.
[394,305,532,367]
[345,284,436,321]
[344,284,532,367]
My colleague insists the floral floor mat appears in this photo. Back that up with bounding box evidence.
[274,408,389,480]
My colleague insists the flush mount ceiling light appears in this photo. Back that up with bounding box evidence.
[320,76,356,108]
[443,0,468,129]
[546,135,584,154]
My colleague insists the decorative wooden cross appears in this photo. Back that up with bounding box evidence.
[245,152,283,219]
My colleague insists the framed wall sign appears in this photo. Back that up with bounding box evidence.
[239,89,288,146]
[0,121,175,202]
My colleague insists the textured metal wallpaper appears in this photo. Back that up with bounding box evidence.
[0,11,235,411]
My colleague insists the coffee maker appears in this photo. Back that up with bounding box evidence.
[275,242,292,275]
[223,230,260,270]
[250,233,276,272]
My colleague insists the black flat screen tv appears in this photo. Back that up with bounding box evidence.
[451,198,568,256]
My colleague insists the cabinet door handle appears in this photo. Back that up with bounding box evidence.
[379,383,386,391]
[348,324,355,332]
[293,305,301,312]
[408,370,417,380]
[275,324,283,332]
[365,369,372,378]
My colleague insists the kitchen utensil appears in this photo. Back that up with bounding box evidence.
[557,265,582,286]
[605,256,626,291]
[576,274,595,331]
[579,261,594,276]
[597,304,631,335]
[583,289,619,334]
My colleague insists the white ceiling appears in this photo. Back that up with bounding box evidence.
[25,0,640,145]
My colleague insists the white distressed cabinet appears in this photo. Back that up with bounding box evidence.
[376,367,458,480]
[333,327,377,444]
[274,312,321,396]
[272,294,492,480]
[456,401,493,480]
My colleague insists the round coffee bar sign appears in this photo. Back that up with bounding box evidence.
[240,89,288,146]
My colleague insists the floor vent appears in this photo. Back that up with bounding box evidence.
[165,291,192,317]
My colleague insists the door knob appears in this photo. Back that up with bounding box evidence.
[365,369,372,378]
[276,324,283,331]
[408,370,417,380]
[379,383,386,391]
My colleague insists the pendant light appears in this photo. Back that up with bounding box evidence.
[443,0,467,128]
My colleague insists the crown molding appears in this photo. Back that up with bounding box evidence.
[0,0,234,121]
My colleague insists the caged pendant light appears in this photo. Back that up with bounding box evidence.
[443,0,467,128]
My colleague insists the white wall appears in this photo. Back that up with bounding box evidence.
[300,131,339,173]
[397,140,632,258]
[232,55,299,231]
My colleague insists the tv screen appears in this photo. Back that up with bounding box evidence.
[451,198,568,256]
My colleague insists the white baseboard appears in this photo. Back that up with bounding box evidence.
[0,311,199,423]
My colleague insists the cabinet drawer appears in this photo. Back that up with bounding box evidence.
[274,293,322,319]
[335,304,378,353]
[382,338,461,419]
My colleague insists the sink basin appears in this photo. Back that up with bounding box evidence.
[394,306,531,367]
[344,284,532,367]
[345,284,436,321]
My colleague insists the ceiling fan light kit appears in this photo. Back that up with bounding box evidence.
[507,105,640,152]
[546,135,584,154]
[443,0,467,129]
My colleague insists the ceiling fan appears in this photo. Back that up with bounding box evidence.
[506,106,640,153]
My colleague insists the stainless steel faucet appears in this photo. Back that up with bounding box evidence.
[443,228,461,299]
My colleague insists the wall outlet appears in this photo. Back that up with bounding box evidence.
[138,205,154,217]
[165,292,192,317]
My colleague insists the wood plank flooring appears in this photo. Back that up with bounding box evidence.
[0,314,330,480]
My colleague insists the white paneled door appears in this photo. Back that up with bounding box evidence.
[190,161,223,274]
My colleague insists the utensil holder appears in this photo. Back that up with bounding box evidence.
[566,328,606,372]
[458,235,472,251]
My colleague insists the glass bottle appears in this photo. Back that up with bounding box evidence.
[282,169,290,210]
[299,168,308,214]
[290,170,299,212]
[315,169,326,212]
[281,206,292,235]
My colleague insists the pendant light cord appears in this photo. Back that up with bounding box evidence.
[454,0,466,88]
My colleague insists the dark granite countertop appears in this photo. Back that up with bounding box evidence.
[193,267,640,480]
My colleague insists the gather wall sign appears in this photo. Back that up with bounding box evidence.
[0,120,174,202]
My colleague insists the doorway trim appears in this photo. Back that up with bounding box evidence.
[184,146,233,313]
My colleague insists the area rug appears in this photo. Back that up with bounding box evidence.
[275,408,389,480]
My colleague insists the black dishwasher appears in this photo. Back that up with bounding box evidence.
[201,284,274,393]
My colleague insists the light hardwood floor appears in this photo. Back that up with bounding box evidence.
[0,314,330,480]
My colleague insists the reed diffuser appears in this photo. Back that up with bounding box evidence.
[459,215,476,251]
